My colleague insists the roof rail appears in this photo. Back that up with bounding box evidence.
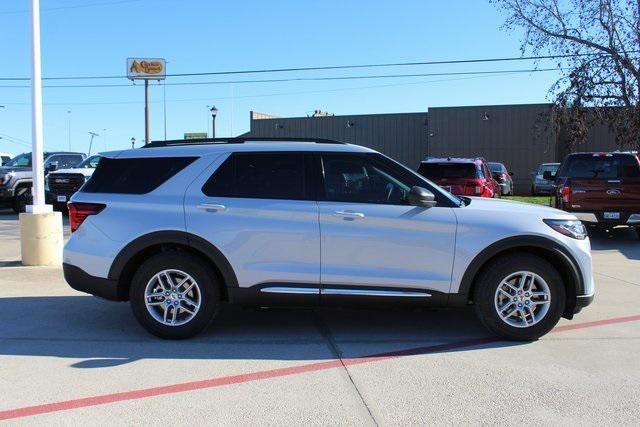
[144,136,346,148]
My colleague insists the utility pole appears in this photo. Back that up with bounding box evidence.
[88,131,99,156]
[67,110,71,151]
[144,80,150,145]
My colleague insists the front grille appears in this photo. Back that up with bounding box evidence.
[48,173,86,195]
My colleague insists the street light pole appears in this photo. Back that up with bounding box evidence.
[88,132,99,156]
[210,106,218,138]
[21,0,63,267]
[67,110,71,151]
[144,80,150,145]
[28,0,47,214]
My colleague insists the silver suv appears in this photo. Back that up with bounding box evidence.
[63,138,594,340]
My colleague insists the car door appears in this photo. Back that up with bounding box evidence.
[318,152,457,297]
[184,151,321,298]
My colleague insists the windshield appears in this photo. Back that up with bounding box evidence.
[3,153,32,168]
[560,155,639,179]
[537,164,559,175]
[488,163,504,172]
[77,155,101,169]
[418,163,478,179]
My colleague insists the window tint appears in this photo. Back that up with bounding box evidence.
[561,154,639,179]
[202,153,308,200]
[418,163,478,179]
[77,155,101,169]
[47,154,84,170]
[322,154,413,204]
[82,157,196,194]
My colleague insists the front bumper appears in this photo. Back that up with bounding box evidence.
[63,263,123,301]
[573,293,594,314]
[570,211,640,227]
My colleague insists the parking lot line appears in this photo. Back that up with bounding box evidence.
[1,313,639,421]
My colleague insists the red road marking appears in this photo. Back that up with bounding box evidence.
[1,314,639,421]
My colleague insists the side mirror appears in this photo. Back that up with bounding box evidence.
[543,170,556,180]
[46,162,58,172]
[509,171,514,176]
[408,186,437,208]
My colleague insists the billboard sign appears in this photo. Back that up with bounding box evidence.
[127,58,166,80]
[184,132,208,140]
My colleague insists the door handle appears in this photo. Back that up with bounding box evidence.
[333,210,365,219]
[198,203,227,212]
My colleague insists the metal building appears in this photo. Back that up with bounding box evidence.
[242,104,619,195]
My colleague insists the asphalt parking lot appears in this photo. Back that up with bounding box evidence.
[0,209,639,425]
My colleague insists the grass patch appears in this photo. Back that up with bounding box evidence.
[504,196,554,206]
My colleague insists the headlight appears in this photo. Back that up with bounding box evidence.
[543,219,587,240]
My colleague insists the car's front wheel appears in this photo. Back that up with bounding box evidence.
[473,253,565,341]
[130,252,221,339]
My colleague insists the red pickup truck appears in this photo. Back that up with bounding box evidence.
[548,151,640,238]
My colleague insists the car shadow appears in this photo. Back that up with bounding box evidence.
[0,295,523,369]
[588,227,640,261]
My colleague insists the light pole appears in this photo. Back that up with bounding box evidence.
[209,105,218,138]
[88,132,99,156]
[67,110,71,151]
[21,0,63,267]
[131,137,136,149]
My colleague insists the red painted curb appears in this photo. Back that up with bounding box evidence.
[1,314,638,421]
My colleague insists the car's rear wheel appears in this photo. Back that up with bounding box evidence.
[130,252,221,339]
[473,253,565,341]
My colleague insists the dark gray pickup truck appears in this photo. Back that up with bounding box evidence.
[0,151,85,213]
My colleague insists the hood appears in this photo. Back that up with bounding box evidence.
[463,196,573,218]
[50,168,94,177]
[0,166,30,174]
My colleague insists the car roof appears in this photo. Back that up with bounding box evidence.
[46,151,86,156]
[102,138,375,159]
[422,157,484,165]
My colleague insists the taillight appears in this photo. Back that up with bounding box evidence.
[561,186,571,203]
[68,202,105,232]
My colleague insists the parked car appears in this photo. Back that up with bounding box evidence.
[0,151,86,213]
[46,155,101,211]
[531,163,560,195]
[417,157,501,198]
[63,137,593,341]
[488,162,514,196]
[547,151,640,237]
[0,152,12,166]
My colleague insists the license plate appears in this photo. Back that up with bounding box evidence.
[603,212,620,220]
[57,195,67,203]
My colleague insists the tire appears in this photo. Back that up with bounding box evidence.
[130,251,221,339]
[473,253,566,341]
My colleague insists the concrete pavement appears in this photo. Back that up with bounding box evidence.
[0,210,638,425]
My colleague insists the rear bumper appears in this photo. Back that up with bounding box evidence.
[63,263,123,301]
[570,211,640,226]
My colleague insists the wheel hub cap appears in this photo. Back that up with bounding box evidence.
[494,271,551,328]
[144,269,201,327]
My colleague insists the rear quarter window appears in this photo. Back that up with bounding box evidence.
[82,157,196,194]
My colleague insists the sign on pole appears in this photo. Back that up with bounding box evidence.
[127,58,166,80]
[184,132,208,140]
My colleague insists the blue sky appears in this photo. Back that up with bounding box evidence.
[0,0,563,154]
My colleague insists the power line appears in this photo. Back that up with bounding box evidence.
[0,67,561,89]
[0,52,606,82]
[0,0,144,15]
[3,71,525,106]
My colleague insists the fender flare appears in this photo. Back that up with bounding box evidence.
[456,235,584,300]
[108,230,239,288]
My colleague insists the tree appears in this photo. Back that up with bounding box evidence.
[493,0,640,150]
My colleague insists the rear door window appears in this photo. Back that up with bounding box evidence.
[202,152,312,200]
[82,157,196,194]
